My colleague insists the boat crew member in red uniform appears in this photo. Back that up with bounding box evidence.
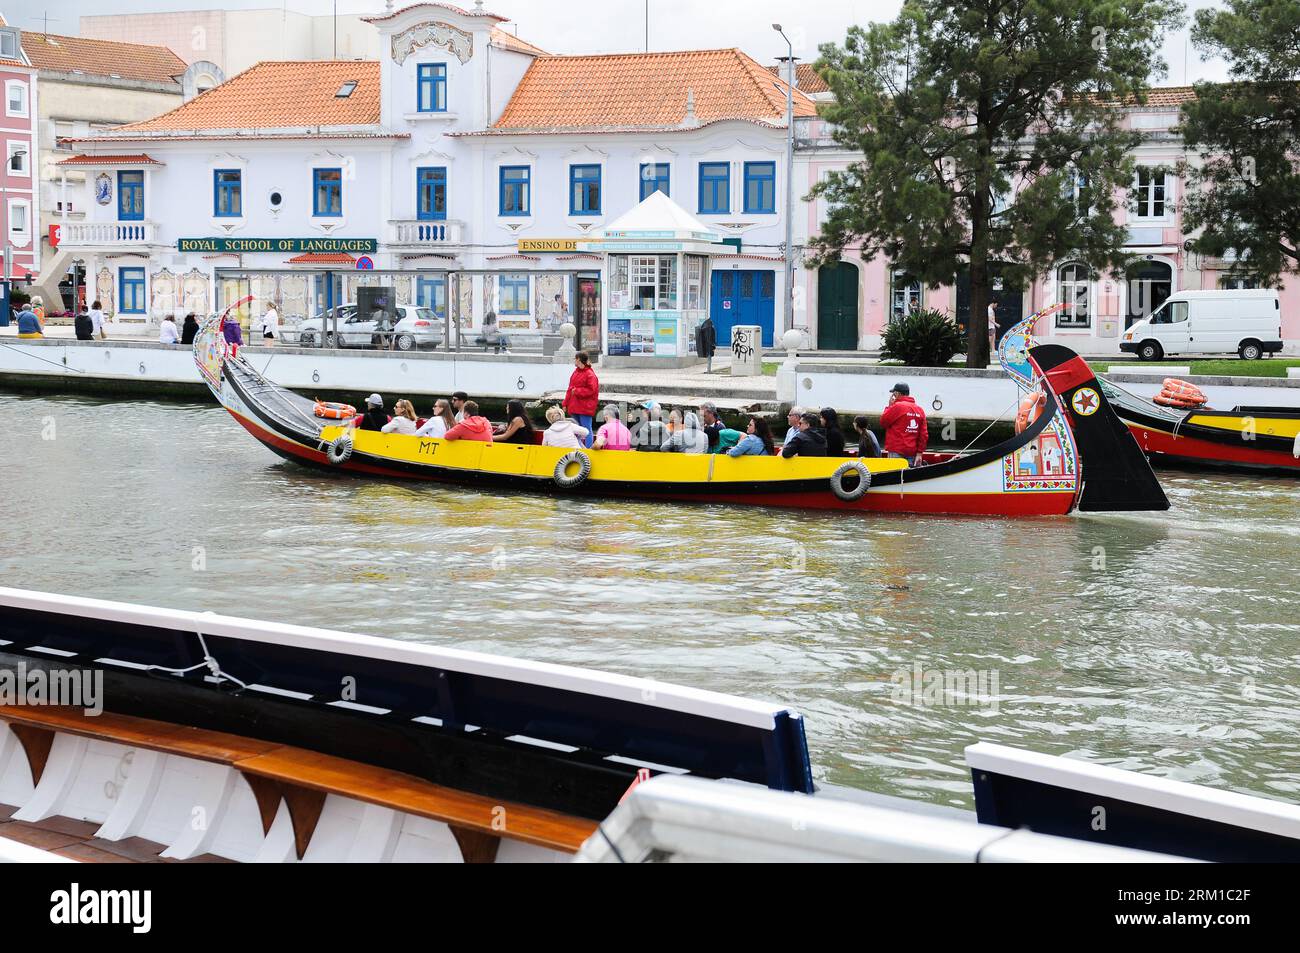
[563,351,600,448]
[880,382,928,466]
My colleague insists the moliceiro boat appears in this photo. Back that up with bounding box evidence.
[999,310,1300,474]
[4,588,1300,863]
[194,313,1168,516]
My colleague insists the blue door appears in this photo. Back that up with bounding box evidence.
[710,269,775,348]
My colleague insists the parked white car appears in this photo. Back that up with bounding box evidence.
[1121,290,1283,361]
[295,304,445,350]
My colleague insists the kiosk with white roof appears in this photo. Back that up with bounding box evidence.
[579,191,724,367]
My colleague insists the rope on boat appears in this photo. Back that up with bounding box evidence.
[138,630,248,690]
[954,392,1026,457]
[0,339,87,374]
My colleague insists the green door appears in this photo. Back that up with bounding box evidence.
[817,262,859,350]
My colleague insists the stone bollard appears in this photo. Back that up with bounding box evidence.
[552,321,578,364]
[775,328,803,402]
[729,325,763,377]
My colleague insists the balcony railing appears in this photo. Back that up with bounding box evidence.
[57,221,158,246]
[390,219,462,246]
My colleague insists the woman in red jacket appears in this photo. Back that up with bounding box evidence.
[563,351,600,448]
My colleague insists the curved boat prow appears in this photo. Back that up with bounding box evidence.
[1029,344,1170,512]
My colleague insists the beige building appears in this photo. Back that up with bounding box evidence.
[22,32,222,309]
[80,7,381,77]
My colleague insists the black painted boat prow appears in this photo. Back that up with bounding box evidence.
[1028,344,1170,512]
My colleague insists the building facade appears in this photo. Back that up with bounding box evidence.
[0,18,37,297]
[20,31,222,311]
[54,2,811,355]
[791,87,1300,354]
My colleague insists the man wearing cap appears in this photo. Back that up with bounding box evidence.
[352,394,391,432]
[879,382,928,466]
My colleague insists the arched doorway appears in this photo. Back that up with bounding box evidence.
[817,261,859,350]
[1126,259,1173,328]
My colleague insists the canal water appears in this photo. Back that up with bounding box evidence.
[2,392,1298,809]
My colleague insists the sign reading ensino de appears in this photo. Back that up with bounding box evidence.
[177,238,379,254]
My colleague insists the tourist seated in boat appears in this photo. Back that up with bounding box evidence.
[782,413,829,458]
[714,428,744,453]
[451,391,469,422]
[661,411,709,453]
[728,417,776,456]
[443,401,494,442]
[820,407,847,456]
[15,304,43,338]
[699,402,725,451]
[495,400,537,444]
[853,416,882,458]
[415,398,457,438]
[352,394,391,432]
[880,382,928,466]
[592,404,632,451]
[382,400,419,435]
[630,401,669,452]
[542,405,589,448]
[781,407,806,450]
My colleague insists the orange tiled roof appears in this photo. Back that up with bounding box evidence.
[22,32,186,86]
[765,63,830,95]
[0,58,28,70]
[1129,86,1197,107]
[56,154,164,166]
[490,48,817,132]
[111,61,381,133]
[363,3,505,23]
[491,27,547,57]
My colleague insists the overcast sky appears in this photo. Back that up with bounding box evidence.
[12,0,1232,84]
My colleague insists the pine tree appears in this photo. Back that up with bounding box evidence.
[808,0,1182,367]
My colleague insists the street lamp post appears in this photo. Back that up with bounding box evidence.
[773,25,796,341]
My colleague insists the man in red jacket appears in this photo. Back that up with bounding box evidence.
[879,382,928,466]
[563,351,600,448]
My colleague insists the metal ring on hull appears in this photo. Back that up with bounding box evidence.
[830,461,872,501]
[326,434,354,466]
[553,451,591,489]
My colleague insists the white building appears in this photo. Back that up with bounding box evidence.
[53,2,813,355]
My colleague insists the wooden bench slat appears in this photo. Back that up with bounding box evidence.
[1,705,597,855]
[237,748,597,853]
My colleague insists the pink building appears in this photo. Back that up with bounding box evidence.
[792,86,1300,355]
[0,17,37,295]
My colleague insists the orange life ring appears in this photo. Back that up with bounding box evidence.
[1158,378,1207,407]
[1015,391,1047,434]
[1153,394,1203,409]
[314,400,356,420]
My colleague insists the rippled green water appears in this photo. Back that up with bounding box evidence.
[2,392,1298,808]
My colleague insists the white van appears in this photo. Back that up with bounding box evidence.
[1121,289,1283,361]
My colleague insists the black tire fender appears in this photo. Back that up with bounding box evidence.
[326,434,354,466]
[553,451,591,489]
[830,460,872,502]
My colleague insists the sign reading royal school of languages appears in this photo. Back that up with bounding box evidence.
[176,238,379,254]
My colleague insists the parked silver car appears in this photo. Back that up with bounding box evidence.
[295,304,445,350]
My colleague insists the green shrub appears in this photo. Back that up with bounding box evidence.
[880,309,965,367]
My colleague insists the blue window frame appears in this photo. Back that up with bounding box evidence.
[699,162,729,214]
[500,274,529,314]
[499,166,530,216]
[569,164,601,215]
[417,166,447,221]
[119,267,145,314]
[743,161,776,214]
[640,162,670,200]
[213,169,241,217]
[417,64,448,113]
[416,275,447,318]
[313,167,342,217]
[118,171,144,221]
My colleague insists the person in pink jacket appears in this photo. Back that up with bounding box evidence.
[593,404,631,451]
[563,351,600,448]
[442,400,494,442]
